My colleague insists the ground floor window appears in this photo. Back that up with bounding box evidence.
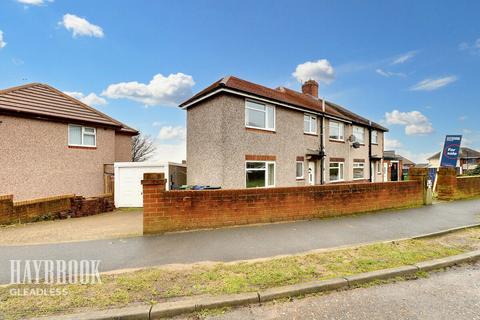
[353,162,365,180]
[246,161,275,188]
[296,161,304,179]
[329,162,344,182]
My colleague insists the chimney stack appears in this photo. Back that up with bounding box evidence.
[301,79,319,98]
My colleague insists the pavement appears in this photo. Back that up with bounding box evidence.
[0,209,142,245]
[192,262,480,320]
[0,199,479,284]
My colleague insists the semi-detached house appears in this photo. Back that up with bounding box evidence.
[180,76,388,189]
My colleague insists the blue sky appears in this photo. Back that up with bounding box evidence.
[1,0,479,162]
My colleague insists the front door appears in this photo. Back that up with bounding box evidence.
[391,162,399,181]
[308,161,315,185]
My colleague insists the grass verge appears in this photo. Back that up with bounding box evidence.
[1,227,480,319]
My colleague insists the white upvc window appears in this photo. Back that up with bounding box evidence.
[245,100,275,131]
[329,120,344,141]
[353,126,365,144]
[68,124,96,147]
[371,130,378,144]
[353,162,365,180]
[245,161,275,188]
[304,114,317,134]
[296,161,304,179]
[329,162,344,182]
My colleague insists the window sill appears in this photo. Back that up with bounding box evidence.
[371,143,378,145]
[296,178,305,181]
[304,132,318,136]
[329,139,345,143]
[68,145,97,150]
[246,127,276,134]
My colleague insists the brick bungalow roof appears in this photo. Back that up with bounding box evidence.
[428,147,480,160]
[180,76,388,132]
[0,83,138,135]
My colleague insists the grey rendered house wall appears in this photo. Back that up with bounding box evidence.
[186,94,383,188]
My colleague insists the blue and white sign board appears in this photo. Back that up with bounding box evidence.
[440,135,462,167]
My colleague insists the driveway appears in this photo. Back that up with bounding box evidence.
[0,209,142,245]
[0,199,479,284]
[192,262,480,320]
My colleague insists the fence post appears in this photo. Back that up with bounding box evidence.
[141,173,166,234]
[409,167,430,205]
[436,167,458,201]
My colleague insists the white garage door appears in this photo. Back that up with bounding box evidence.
[114,163,167,208]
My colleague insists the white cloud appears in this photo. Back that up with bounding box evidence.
[60,14,104,38]
[459,38,480,54]
[375,69,406,77]
[157,126,186,141]
[0,31,6,49]
[410,76,457,91]
[392,51,417,64]
[459,115,467,121]
[17,0,52,6]
[384,138,403,149]
[102,73,195,106]
[292,59,335,84]
[64,91,107,106]
[385,110,434,135]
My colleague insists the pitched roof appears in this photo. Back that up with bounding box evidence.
[428,147,480,160]
[0,83,138,134]
[180,76,388,131]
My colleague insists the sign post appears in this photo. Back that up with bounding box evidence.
[433,135,462,193]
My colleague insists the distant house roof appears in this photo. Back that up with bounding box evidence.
[383,150,415,165]
[427,147,480,160]
[0,83,138,135]
[180,76,388,132]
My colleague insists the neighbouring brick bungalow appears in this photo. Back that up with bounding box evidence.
[0,83,138,200]
[180,76,388,189]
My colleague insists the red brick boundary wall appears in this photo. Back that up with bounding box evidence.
[0,194,115,225]
[436,167,480,200]
[142,172,426,234]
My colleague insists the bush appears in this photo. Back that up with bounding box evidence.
[465,166,480,176]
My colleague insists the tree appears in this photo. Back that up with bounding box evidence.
[132,134,156,162]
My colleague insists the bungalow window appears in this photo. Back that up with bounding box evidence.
[329,162,344,182]
[329,120,344,141]
[304,114,317,134]
[371,130,378,144]
[353,126,365,144]
[246,161,275,188]
[353,162,365,180]
[68,124,96,147]
[296,161,304,179]
[245,100,275,131]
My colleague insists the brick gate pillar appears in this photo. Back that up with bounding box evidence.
[141,173,166,235]
[436,167,457,201]
[409,167,429,205]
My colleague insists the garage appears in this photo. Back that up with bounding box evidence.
[114,162,186,207]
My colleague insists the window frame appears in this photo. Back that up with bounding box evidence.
[245,99,275,132]
[353,126,365,144]
[353,162,365,180]
[68,124,97,147]
[296,161,304,180]
[329,120,345,141]
[245,161,276,188]
[371,130,378,145]
[329,162,345,182]
[303,114,317,135]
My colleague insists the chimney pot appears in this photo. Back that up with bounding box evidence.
[301,79,319,97]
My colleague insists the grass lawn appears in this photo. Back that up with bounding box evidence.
[1,227,480,319]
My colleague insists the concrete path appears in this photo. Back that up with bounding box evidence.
[0,209,142,245]
[0,199,479,284]
[193,262,480,320]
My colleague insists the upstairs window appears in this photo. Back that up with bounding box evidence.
[304,114,317,134]
[68,125,96,147]
[329,120,344,141]
[245,100,275,131]
[371,130,378,144]
[353,126,365,144]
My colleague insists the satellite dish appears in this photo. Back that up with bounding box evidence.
[352,142,361,149]
[348,135,356,142]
